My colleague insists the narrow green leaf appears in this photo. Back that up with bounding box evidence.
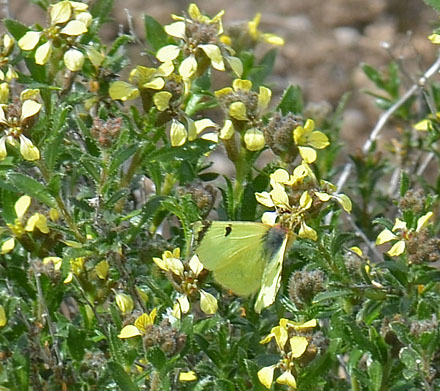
[1,189,17,224]
[6,173,56,208]
[312,289,352,303]
[44,106,70,170]
[146,347,166,371]
[277,85,303,115]
[361,63,386,90]
[67,326,85,361]
[367,360,383,391]
[90,0,114,24]
[108,361,139,391]
[249,48,277,88]
[400,171,410,197]
[3,19,29,40]
[109,144,138,175]
[144,15,169,51]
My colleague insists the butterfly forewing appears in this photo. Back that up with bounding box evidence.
[196,222,271,296]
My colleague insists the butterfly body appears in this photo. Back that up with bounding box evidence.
[196,221,291,312]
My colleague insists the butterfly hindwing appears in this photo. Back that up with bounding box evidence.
[196,222,271,296]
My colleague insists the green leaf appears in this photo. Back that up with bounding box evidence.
[67,326,85,361]
[249,48,277,88]
[44,106,70,171]
[6,173,56,208]
[90,0,114,25]
[3,19,29,40]
[109,144,138,176]
[144,15,169,51]
[1,189,17,224]
[277,85,303,115]
[361,63,385,90]
[313,289,352,303]
[108,361,140,391]
[423,0,440,12]
[367,360,383,391]
[146,347,166,371]
[400,171,410,197]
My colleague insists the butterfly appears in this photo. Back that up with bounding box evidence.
[196,221,292,313]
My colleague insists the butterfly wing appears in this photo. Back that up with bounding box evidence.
[254,231,289,314]
[196,221,270,296]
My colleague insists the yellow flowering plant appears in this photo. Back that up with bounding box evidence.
[1,1,440,390]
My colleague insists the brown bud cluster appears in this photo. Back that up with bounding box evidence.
[143,319,186,356]
[90,117,122,147]
[398,189,425,214]
[406,229,440,264]
[179,181,216,218]
[263,112,302,162]
[288,269,326,309]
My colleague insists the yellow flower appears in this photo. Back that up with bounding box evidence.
[115,292,134,315]
[1,195,49,254]
[153,250,218,319]
[215,78,272,151]
[258,318,316,389]
[248,13,285,46]
[376,212,433,257]
[63,256,86,283]
[0,91,42,161]
[18,1,90,67]
[118,308,157,339]
[429,33,440,44]
[179,371,197,382]
[169,118,217,147]
[293,119,330,163]
[156,3,242,80]
[0,305,6,327]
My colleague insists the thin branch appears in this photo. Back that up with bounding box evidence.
[336,52,440,194]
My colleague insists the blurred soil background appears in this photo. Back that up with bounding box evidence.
[5,0,439,148]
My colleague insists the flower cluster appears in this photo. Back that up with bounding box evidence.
[376,211,433,257]
[153,248,218,319]
[255,163,352,240]
[258,319,317,389]
[156,3,242,81]
[18,0,92,71]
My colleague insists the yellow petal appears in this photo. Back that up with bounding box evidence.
[229,101,247,120]
[60,20,88,36]
[156,45,180,62]
[416,211,433,232]
[244,128,265,151]
[19,135,40,161]
[109,81,140,101]
[308,131,330,149]
[429,33,440,44]
[143,77,164,90]
[258,86,271,114]
[387,240,406,256]
[18,31,42,50]
[258,365,275,389]
[219,119,234,139]
[20,89,40,101]
[75,12,92,28]
[179,371,197,382]
[153,91,172,111]
[167,257,185,276]
[290,336,308,357]
[15,195,31,219]
[134,313,151,333]
[21,100,41,121]
[170,120,187,147]
[118,325,142,339]
[25,213,49,233]
[199,44,225,71]
[298,220,317,241]
[115,293,134,314]
[86,46,105,67]
[261,211,278,225]
[0,83,9,104]
[276,371,297,389]
[315,191,331,202]
[299,191,313,209]
[289,319,317,330]
[255,191,275,208]
[156,61,174,77]
[335,194,352,213]
[273,324,289,350]
[414,119,431,132]
[1,237,15,254]
[164,21,186,39]
[189,254,203,276]
[35,41,52,65]
[0,305,6,327]
[50,1,72,24]
[64,272,73,284]
[225,56,243,77]
[69,1,88,12]
[0,136,7,160]
[200,132,218,142]
[179,55,197,79]
[199,290,218,315]
[64,48,84,71]
[232,79,252,91]
[262,33,285,46]
[376,229,398,245]
[95,260,109,279]
[43,256,62,271]
[177,295,190,314]
[270,169,290,183]
[194,118,216,134]
[298,146,317,164]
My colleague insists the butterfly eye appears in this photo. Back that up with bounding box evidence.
[224,226,232,237]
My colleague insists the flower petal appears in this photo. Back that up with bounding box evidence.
[387,240,406,256]
[118,325,142,339]
[165,21,186,39]
[18,31,42,51]
[156,45,180,62]
[170,120,187,147]
[19,135,40,161]
[50,1,72,24]
[179,371,197,382]
[244,128,265,151]
[15,195,31,219]
[298,146,317,164]
[35,41,52,65]
[153,91,172,111]
[179,55,197,79]
[290,336,308,357]
[199,44,225,71]
[376,229,398,245]
[199,290,218,315]
[64,48,84,71]
[219,119,234,140]
[258,365,275,389]
[60,20,88,36]
[109,81,140,101]
[1,237,15,254]
[416,211,433,232]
